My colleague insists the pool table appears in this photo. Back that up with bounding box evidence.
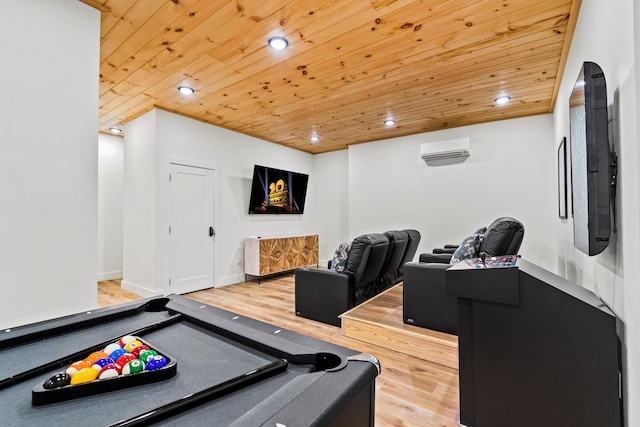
[0,294,380,426]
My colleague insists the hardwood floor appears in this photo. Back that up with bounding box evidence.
[97,275,461,427]
[341,284,459,369]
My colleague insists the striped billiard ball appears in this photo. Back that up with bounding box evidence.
[131,345,150,358]
[122,359,145,375]
[98,363,121,379]
[145,355,168,371]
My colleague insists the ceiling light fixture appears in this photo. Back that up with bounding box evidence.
[178,86,195,95]
[495,96,511,105]
[109,127,122,134]
[384,119,396,127]
[310,135,320,143]
[268,36,288,50]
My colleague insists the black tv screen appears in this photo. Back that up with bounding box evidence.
[248,165,309,214]
[569,61,611,256]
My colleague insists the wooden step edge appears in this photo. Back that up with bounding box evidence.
[341,318,459,369]
[339,284,402,317]
[340,314,458,348]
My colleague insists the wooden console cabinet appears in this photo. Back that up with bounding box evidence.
[244,235,319,279]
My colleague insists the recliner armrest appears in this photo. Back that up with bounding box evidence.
[419,253,453,263]
[295,268,353,327]
[402,262,458,334]
[433,247,456,254]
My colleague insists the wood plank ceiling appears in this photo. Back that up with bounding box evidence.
[90,0,581,154]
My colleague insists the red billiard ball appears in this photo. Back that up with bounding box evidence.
[145,355,168,371]
[98,363,121,379]
[131,345,150,358]
[115,353,137,370]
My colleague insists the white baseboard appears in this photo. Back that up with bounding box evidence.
[121,280,164,298]
[97,271,123,282]
[216,273,247,288]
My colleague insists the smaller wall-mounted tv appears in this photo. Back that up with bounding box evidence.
[248,165,309,214]
[569,61,615,256]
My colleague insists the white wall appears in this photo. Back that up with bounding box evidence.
[552,0,639,425]
[313,150,350,261]
[123,109,318,295]
[98,134,123,281]
[122,111,159,295]
[347,115,557,269]
[0,0,99,329]
[122,111,557,280]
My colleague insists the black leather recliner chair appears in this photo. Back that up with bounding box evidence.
[419,217,524,264]
[295,233,389,326]
[403,217,524,335]
[396,229,421,283]
[377,230,410,292]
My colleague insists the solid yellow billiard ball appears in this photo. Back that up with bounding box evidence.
[70,367,98,385]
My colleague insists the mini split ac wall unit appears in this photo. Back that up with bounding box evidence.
[420,137,470,163]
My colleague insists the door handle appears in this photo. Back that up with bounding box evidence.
[209,227,215,237]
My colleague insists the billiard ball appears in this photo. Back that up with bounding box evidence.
[122,359,145,375]
[86,351,110,365]
[109,348,128,362]
[103,342,122,355]
[91,357,115,371]
[115,353,137,370]
[124,339,143,353]
[145,355,168,371]
[138,349,158,363]
[131,344,150,358]
[43,372,71,389]
[70,367,98,385]
[66,360,91,376]
[118,335,136,347]
[98,363,121,379]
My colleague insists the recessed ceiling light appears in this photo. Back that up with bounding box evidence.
[310,135,320,143]
[268,37,288,50]
[178,86,195,95]
[384,119,396,127]
[109,127,122,134]
[495,96,511,105]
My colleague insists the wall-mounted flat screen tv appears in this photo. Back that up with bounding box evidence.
[248,165,309,214]
[569,61,612,256]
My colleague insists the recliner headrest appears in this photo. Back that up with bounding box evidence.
[345,233,389,277]
[479,217,524,256]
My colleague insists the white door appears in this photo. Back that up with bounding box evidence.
[168,164,215,294]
